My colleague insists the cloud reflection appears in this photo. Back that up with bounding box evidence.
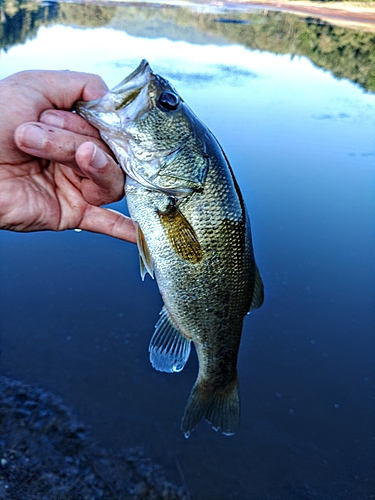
[0,25,262,88]
[148,64,257,87]
[108,56,258,88]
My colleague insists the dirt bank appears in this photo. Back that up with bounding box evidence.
[0,376,188,500]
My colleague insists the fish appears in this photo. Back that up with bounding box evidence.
[75,60,264,438]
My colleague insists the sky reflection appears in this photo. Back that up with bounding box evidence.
[1,24,373,161]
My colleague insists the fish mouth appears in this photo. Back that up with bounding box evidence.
[110,59,152,100]
[74,59,153,133]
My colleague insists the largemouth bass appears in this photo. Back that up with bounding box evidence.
[75,60,264,437]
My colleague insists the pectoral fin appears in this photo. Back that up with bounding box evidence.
[135,223,154,280]
[149,307,191,373]
[157,200,202,264]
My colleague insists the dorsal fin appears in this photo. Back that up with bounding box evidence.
[149,307,191,373]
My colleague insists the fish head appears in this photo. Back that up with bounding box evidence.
[75,60,201,196]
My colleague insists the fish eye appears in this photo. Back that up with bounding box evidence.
[158,91,180,111]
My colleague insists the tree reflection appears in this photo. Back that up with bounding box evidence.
[0,0,58,51]
[0,0,374,92]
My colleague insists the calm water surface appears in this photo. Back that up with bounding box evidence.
[0,2,374,499]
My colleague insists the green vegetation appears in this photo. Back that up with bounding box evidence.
[56,2,116,28]
[0,0,56,50]
[106,4,375,92]
[0,0,115,50]
[0,0,374,92]
[204,11,375,91]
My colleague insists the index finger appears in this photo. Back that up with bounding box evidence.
[19,69,109,110]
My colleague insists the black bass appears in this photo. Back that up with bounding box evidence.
[75,60,264,437]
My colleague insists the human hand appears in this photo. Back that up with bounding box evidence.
[0,70,136,242]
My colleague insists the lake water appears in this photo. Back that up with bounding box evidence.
[0,2,374,498]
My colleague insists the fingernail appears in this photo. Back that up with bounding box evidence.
[20,124,47,150]
[40,111,64,128]
[90,145,107,169]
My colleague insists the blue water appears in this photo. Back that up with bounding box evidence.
[0,4,374,499]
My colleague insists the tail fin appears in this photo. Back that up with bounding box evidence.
[181,377,240,438]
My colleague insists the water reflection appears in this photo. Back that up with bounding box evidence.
[0,1,374,499]
[1,0,375,91]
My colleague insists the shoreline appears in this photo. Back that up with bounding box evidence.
[228,0,375,25]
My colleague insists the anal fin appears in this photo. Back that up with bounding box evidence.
[149,307,191,373]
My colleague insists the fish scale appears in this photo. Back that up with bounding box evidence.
[75,59,264,437]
